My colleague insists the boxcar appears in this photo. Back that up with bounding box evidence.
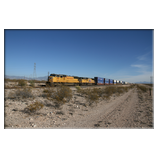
[109,79,114,85]
[94,77,105,85]
[114,80,117,85]
[105,78,109,85]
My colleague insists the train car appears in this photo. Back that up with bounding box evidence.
[109,79,114,85]
[46,73,128,87]
[122,81,125,85]
[116,80,121,85]
[105,78,109,85]
[79,77,95,86]
[94,77,105,85]
[46,74,79,86]
[114,80,116,85]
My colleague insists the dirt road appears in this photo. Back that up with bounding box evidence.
[59,88,153,128]
[4,86,153,129]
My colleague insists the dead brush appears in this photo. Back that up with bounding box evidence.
[29,80,35,87]
[18,79,27,87]
[52,85,72,107]
[124,87,129,92]
[42,88,54,98]
[102,87,113,96]
[75,87,88,97]
[24,101,44,113]
[8,87,33,99]
[75,86,81,93]
[84,88,100,106]
[101,87,116,100]
[137,85,147,92]
[115,87,125,96]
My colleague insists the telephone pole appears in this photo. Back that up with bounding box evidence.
[33,63,37,80]
[150,76,152,84]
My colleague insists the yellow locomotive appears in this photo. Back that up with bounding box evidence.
[46,74,95,86]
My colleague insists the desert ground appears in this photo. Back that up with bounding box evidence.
[4,81,153,129]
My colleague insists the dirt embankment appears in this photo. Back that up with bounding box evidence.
[4,85,153,129]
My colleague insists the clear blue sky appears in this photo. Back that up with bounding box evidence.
[5,29,153,83]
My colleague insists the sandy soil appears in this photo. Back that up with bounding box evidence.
[4,85,153,129]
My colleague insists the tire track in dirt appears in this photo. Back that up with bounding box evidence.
[95,88,139,128]
[62,88,137,128]
[94,87,153,129]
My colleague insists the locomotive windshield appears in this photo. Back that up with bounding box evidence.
[50,74,56,77]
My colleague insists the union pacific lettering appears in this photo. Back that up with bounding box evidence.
[66,77,74,79]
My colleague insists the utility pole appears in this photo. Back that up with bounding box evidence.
[149,76,152,96]
[33,63,37,80]
[150,76,152,84]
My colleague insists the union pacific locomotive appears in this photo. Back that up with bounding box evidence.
[46,73,128,86]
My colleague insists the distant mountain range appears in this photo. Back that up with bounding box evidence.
[135,81,152,84]
[5,75,48,81]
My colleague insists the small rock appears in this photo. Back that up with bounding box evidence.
[29,118,33,121]
[12,108,18,111]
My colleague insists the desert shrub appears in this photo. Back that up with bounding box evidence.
[102,87,113,96]
[18,79,27,87]
[116,87,125,96]
[11,87,33,99]
[29,80,35,87]
[137,85,147,92]
[52,85,72,107]
[84,88,100,106]
[129,85,135,89]
[42,88,54,98]
[124,87,129,92]
[101,87,115,100]
[75,86,81,93]
[24,101,44,113]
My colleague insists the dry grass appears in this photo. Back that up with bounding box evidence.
[24,101,44,113]
[137,85,147,92]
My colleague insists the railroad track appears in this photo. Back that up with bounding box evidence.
[5,84,130,89]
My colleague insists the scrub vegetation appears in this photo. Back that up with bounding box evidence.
[24,101,44,113]
[5,83,154,129]
[8,87,33,99]
[75,85,135,106]
[136,85,147,92]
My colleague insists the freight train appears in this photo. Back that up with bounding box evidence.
[46,73,129,86]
